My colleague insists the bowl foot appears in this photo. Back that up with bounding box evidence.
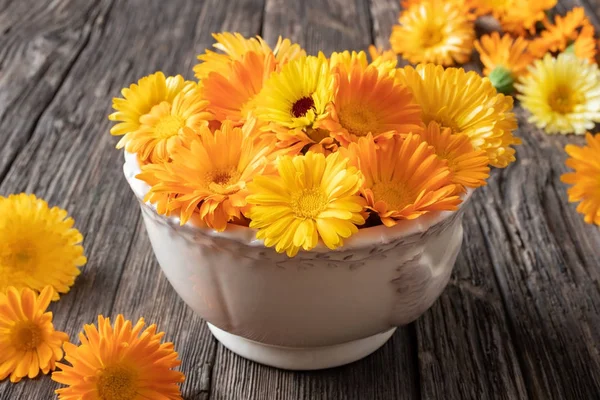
[207,323,397,370]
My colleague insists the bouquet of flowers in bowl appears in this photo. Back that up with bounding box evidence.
[110,32,519,258]
[109,32,519,370]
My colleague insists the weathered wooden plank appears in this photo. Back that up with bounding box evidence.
[262,0,372,55]
[209,2,419,400]
[0,0,264,398]
[0,0,107,184]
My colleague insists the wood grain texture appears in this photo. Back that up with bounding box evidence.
[1,0,600,399]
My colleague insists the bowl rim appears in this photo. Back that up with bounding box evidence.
[123,151,473,252]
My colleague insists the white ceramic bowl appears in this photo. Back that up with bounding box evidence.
[123,152,471,370]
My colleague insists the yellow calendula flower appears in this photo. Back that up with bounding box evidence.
[418,121,490,189]
[246,152,366,257]
[118,86,213,164]
[193,32,305,80]
[0,286,69,383]
[390,0,475,66]
[396,63,520,168]
[137,121,276,231]
[53,315,184,400]
[108,72,195,137]
[474,32,534,95]
[516,53,600,135]
[0,194,86,299]
[317,63,423,146]
[202,51,277,124]
[561,133,600,225]
[253,54,336,130]
[343,134,461,227]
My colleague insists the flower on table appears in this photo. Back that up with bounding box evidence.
[52,315,184,400]
[0,193,86,299]
[137,120,278,231]
[515,53,600,135]
[317,61,423,146]
[418,121,490,189]
[0,286,69,383]
[246,151,366,257]
[529,7,593,58]
[395,63,520,168]
[474,32,534,95]
[108,72,213,164]
[498,0,557,36]
[390,0,475,66]
[561,133,600,225]
[342,134,461,227]
[566,24,597,63]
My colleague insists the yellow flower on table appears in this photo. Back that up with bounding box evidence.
[0,193,85,299]
[137,121,276,231]
[246,152,366,257]
[52,315,184,400]
[317,62,423,146]
[515,53,600,135]
[561,133,600,225]
[390,0,475,66]
[0,286,69,383]
[395,63,520,168]
[342,134,461,227]
[193,32,305,80]
[418,121,490,189]
[474,32,533,94]
[121,86,213,164]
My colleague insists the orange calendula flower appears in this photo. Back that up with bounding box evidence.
[137,121,276,230]
[202,51,277,125]
[193,32,305,80]
[499,0,557,36]
[561,133,600,225]
[108,72,195,137]
[390,0,475,66]
[418,122,490,189]
[118,86,213,164]
[568,24,597,63]
[317,63,423,146]
[0,286,69,383]
[468,0,512,18]
[529,7,593,57]
[343,134,461,226]
[474,32,534,95]
[0,193,86,299]
[246,151,366,257]
[395,63,520,168]
[53,315,184,400]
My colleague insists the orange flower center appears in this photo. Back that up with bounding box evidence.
[291,96,315,118]
[11,321,43,351]
[338,103,378,137]
[372,182,412,210]
[96,364,138,400]
[291,188,328,218]
[421,27,443,48]
[154,115,185,139]
[548,84,581,114]
[0,240,37,273]
[207,168,242,195]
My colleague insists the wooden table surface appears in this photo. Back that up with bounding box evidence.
[1,0,600,399]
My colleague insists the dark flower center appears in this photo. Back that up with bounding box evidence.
[291,96,315,118]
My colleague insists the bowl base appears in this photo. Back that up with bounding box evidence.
[207,323,397,370]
